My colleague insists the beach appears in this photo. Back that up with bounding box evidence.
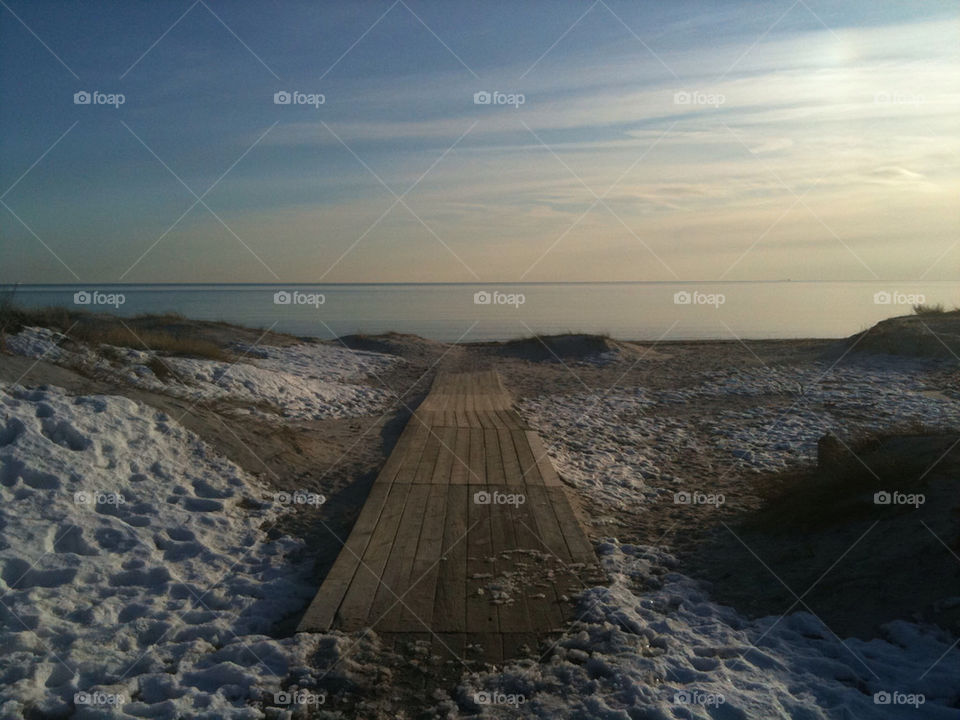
[1,309,958,718]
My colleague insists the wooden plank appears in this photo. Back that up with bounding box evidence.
[434,485,468,632]
[497,428,522,486]
[398,483,448,631]
[414,425,443,484]
[468,427,485,485]
[431,425,458,485]
[545,487,596,566]
[525,484,580,624]
[395,419,431,484]
[296,481,392,631]
[511,481,566,633]
[512,429,544,486]
[488,485,531,634]
[450,428,471,485]
[486,407,505,429]
[370,483,431,630]
[524,430,562,486]
[466,488,499,634]
[483,428,505,485]
[336,482,413,630]
[524,484,573,564]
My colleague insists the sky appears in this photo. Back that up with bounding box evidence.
[1,0,958,284]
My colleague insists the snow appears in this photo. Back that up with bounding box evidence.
[2,326,68,361]
[3,328,399,422]
[463,541,960,718]
[0,381,323,719]
[490,356,960,718]
[519,359,960,501]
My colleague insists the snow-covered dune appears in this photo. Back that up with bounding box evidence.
[0,382,318,718]
[4,327,399,422]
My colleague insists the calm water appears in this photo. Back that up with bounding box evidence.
[3,283,957,343]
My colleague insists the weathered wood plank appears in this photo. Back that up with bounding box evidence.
[431,425,458,485]
[512,429,544,486]
[497,428,522,486]
[524,430,562,486]
[336,482,413,630]
[397,483,448,631]
[466,488,499,634]
[296,481,392,631]
[449,428,471,485]
[468,427,485,485]
[483,428,505,485]
[370,483,431,630]
[434,485,468,633]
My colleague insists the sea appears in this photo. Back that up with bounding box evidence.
[2,282,956,343]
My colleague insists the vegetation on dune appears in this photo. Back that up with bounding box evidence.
[0,291,228,361]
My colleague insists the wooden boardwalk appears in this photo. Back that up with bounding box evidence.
[297,370,600,664]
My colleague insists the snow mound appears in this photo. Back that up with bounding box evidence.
[0,381,318,718]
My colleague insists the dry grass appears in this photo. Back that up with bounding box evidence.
[914,303,947,315]
[70,325,227,361]
[747,427,946,533]
[0,297,228,362]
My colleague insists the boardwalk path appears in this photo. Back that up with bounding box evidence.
[297,370,600,664]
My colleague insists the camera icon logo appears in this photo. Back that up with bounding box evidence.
[274,691,292,704]
[673,491,691,504]
[873,691,891,705]
[674,91,691,105]
[74,91,91,105]
[474,91,491,105]
[673,291,691,305]
[474,691,491,704]
[873,491,891,505]
[274,290,292,305]
[473,491,491,505]
[873,291,891,305]
[74,290,91,305]
[474,290,491,305]
[274,91,291,105]
[74,692,91,705]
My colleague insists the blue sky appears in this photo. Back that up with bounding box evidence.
[1,0,958,283]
